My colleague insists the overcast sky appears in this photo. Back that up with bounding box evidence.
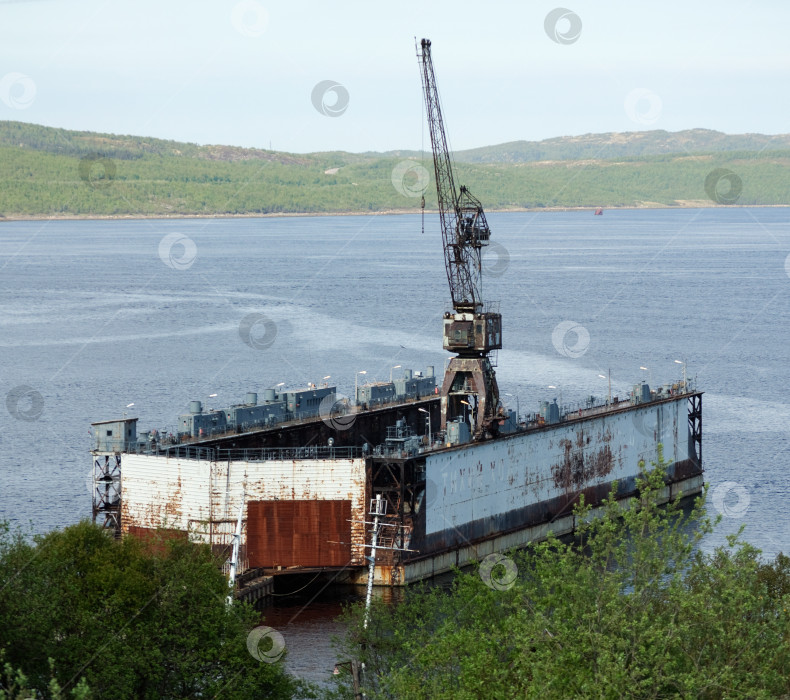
[1,0,788,153]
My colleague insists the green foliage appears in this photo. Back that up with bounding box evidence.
[0,121,789,218]
[333,458,790,699]
[1,651,91,700]
[0,521,299,699]
[451,128,790,163]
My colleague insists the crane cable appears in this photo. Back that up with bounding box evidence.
[269,569,324,596]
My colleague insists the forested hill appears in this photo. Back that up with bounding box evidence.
[0,120,309,164]
[1,121,788,218]
[447,129,790,163]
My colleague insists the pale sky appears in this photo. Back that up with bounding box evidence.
[1,0,788,153]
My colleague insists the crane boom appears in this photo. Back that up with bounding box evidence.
[417,38,490,312]
[417,38,503,441]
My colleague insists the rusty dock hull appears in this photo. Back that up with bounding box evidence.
[358,391,702,585]
[109,391,702,588]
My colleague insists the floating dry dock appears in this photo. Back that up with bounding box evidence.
[90,39,703,594]
[91,379,702,590]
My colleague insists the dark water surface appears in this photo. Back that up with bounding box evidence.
[2,208,789,683]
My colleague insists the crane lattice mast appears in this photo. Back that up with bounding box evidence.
[417,38,503,440]
[418,40,491,312]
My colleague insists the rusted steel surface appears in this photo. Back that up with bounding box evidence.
[119,392,700,585]
[126,525,188,556]
[420,395,698,553]
[246,500,351,568]
[120,454,367,570]
[401,472,703,584]
[553,431,615,489]
[120,454,212,535]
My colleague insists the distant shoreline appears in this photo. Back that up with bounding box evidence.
[2,203,789,223]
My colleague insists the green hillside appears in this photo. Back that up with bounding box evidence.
[450,128,790,163]
[0,121,788,218]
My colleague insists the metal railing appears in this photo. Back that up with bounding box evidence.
[127,443,362,462]
[526,380,699,429]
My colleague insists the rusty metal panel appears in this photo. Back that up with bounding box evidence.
[127,524,188,548]
[209,457,367,566]
[120,454,212,535]
[121,454,367,568]
[425,396,690,537]
[246,500,351,567]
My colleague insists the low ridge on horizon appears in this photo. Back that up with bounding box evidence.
[2,120,788,217]
[2,120,790,164]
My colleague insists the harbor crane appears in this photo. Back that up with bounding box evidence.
[417,38,503,440]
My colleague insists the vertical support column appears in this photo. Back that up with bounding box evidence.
[688,393,702,467]
[92,454,122,538]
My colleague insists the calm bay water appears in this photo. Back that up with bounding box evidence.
[2,208,789,683]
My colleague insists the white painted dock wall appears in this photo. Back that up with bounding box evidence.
[120,454,367,564]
